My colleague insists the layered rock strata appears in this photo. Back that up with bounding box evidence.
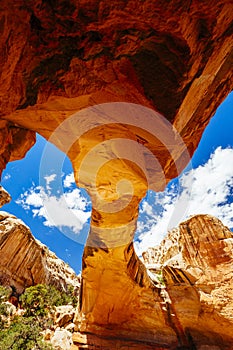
[0,186,11,207]
[0,211,80,294]
[0,0,232,348]
[71,215,233,349]
[0,0,232,182]
[142,215,233,349]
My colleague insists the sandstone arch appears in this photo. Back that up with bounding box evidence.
[0,0,233,348]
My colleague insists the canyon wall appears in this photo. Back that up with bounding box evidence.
[142,215,233,349]
[0,210,80,294]
[0,186,80,294]
[71,215,233,349]
[0,0,232,348]
[1,204,233,348]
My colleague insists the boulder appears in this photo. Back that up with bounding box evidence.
[54,305,75,328]
[51,329,73,350]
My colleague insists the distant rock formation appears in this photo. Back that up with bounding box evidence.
[0,211,80,294]
[142,215,233,349]
[71,215,233,349]
[0,0,232,348]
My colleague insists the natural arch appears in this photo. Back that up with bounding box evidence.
[0,0,233,348]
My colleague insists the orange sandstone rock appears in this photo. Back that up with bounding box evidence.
[143,215,233,349]
[0,211,80,294]
[0,1,232,348]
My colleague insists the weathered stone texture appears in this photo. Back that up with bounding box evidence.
[0,211,80,294]
[142,215,233,349]
[0,1,232,348]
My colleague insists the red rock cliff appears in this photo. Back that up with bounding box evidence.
[0,1,232,348]
[0,0,232,174]
[142,215,233,350]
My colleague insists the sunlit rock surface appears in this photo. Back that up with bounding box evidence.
[0,186,11,207]
[0,0,232,177]
[0,0,232,348]
[0,211,80,294]
[143,215,233,349]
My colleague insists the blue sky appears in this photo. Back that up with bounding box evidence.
[1,92,233,273]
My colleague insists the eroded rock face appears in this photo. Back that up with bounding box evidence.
[0,121,35,176]
[0,186,11,207]
[76,243,177,346]
[0,0,232,181]
[143,215,233,349]
[71,332,168,350]
[0,1,232,348]
[54,305,76,328]
[0,211,80,294]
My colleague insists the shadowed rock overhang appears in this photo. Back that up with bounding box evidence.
[0,0,232,348]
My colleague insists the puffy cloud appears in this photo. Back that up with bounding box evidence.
[44,174,57,190]
[63,173,75,188]
[135,147,233,255]
[17,148,233,252]
[141,202,154,216]
[16,174,91,235]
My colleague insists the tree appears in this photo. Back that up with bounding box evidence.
[0,285,10,302]
[0,316,53,350]
[20,284,50,317]
[0,286,12,329]
[20,284,77,317]
[0,283,77,350]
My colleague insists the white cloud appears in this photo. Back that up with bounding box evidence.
[3,173,11,181]
[16,148,233,252]
[44,174,56,190]
[16,174,91,235]
[135,147,233,255]
[141,202,154,216]
[63,173,75,188]
[23,188,44,208]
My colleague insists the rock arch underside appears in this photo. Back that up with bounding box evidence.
[0,0,233,348]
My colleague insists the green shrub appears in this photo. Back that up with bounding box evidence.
[0,286,12,329]
[20,284,51,317]
[0,283,77,350]
[0,316,53,350]
[0,304,9,329]
[20,284,77,317]
[0,286,10,302]
[156,271,165,285]
[0,302,10,318]
[60,285,78,307]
